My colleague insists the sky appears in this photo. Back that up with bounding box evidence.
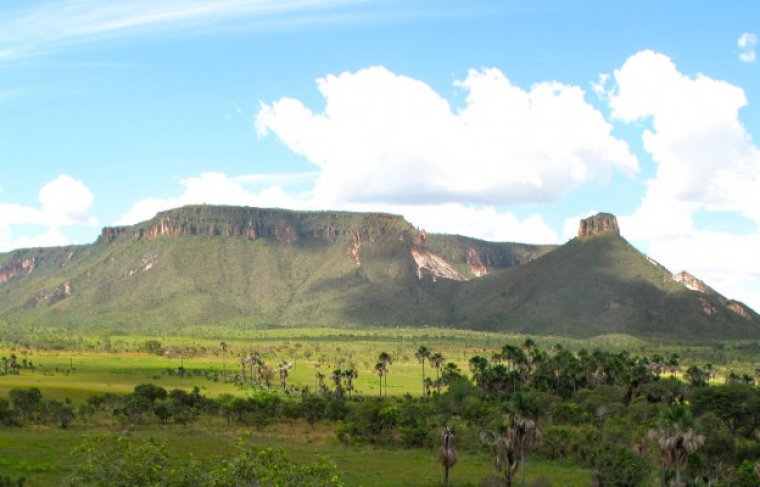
[1,0,759,312]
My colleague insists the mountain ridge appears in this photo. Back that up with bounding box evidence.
[0,205,757,339]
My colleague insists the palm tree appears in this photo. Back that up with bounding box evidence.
[423,377,433,398]
[330,368,344,398]
[374,361,385,397]
[430,352,445,381]
[648,404,705,487]
[219,342,228,382]
[378,352,392,397]
[439,426,457,486]
[278,361,292,390]
[315,371,327,394]
[481,417,519,487]
[342,368,357,397]
[512,416,541,487]
[415,346,431,397]
[239,356,247,384]
[314,361,322,392]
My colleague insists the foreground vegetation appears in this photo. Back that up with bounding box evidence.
[2,326,760,486]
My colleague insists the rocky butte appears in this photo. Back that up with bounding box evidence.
[577,212,620,239]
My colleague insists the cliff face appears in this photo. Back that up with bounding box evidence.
[98,206,412,245]
[578,213,620,239]
[410,231,467,281]
[0,256,36,283]
[95,206,547,283]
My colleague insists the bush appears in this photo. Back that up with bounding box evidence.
[591,445,650,487]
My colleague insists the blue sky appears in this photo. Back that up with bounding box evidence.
[1,0,759,311]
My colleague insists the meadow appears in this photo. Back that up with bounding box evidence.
[2,325,760,486]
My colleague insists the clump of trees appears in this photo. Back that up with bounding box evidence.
[6,338,760,486]
[66,435,344,487]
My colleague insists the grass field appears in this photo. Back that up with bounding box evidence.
[2,326,760,486]
[2,327,758,403]
[0,421,591,486]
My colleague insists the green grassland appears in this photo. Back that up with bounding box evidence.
[2,326,760,486]
[0,422,590,486]
[2,326,759,402]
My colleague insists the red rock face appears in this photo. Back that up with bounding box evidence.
[727,301,751,319]
[672,271,713,294]
[577,213,620,239]
[467,247,488,277]
[0,257,35,283]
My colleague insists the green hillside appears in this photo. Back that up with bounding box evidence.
[0,205,757,339]
[453,232,760,338]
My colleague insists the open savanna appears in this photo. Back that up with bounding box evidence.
[2,326,759,402]
[3,325,760,486]
[0,420,590,486]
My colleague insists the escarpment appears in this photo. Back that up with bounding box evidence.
[98,206,412,245]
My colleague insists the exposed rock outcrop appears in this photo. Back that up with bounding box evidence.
[30,281,71,306]
[672,271,713,294]
[345,242,361,267]
[727,301,751,319]
[98,206,410,245]
[0,257,36,283]
[467,247,488,277]
[411,248,467,282]
[578,213,620,239]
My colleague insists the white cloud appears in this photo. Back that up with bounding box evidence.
[0,175,97,251]
[606,50,760,224]
[603,50,760,310]
[738,32,758,63]
[257,66,638,207]
[371,203,557,243]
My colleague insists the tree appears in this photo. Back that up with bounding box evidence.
[374,361,385,398]
[591,445,650,487]
[415,345,431,397]
[481,417,518,487]
[41,399,74,429]
[132,383,167,403]
[430,352,445,381]
[342,368,357,398]
[219,341,228,381]
[378,352,392,397]
[648,404,705,487]
[439,426,457,487]
[301,395,327,429]
[9,387,42,423]
[330,368,344,398]
[66,435,346,486]
[511,416,541,487]
[278,362,292,390]
[66,436,169,486]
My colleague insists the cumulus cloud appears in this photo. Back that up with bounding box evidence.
[738,32,758,63]
[256,66,638,207]
[601,50,760,310]
[606,50,760,225]
[0,175,97,251]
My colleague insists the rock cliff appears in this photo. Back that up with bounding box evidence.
[0,256,35,283]
[578,213,620,239]
[98,206,412,245]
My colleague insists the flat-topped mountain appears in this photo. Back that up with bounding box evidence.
[0,206,757,339]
